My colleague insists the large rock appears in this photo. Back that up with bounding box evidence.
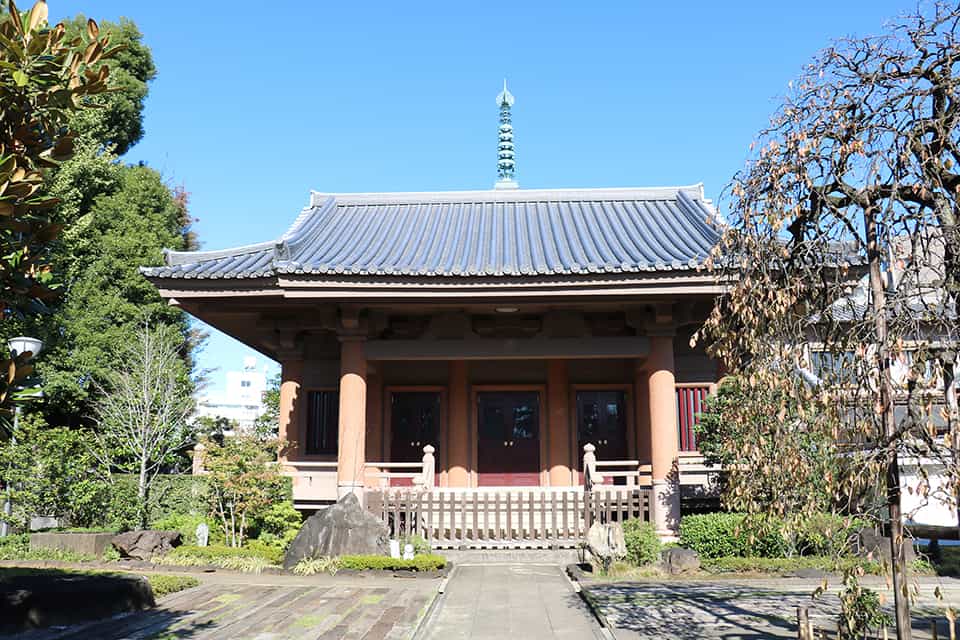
[585,522,626,570]
[283,493,389,569]
[112,530,182,560]
[661,547,700,574]
[855,528,916,566]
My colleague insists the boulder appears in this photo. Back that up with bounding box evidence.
[283,493,389,569]
[585,522,626,570]
[661,547,700,574]
[855,528,916,566]
[112,530,182,560]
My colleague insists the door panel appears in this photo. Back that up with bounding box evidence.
[576,390,628,484]
[476,391,540,486]
[389,391,441,486]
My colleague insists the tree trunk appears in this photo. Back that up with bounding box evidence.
[867,211,911,639]
[137,456,149,530]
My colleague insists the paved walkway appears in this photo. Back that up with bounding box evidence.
[582,577,960,639]
[423,564,603,640]
[9,573,438,640]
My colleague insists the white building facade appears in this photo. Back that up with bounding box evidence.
[195,357,269,433]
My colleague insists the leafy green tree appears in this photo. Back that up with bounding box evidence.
[0,14,199,426]
[0,0,116,417]
[203,435,288,547]
[253,374,280,439]
[0,413,110,530]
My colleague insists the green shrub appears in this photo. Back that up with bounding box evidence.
[337,554,446,572]
[243,539,286,565]
[150,513,223,546]
[622,519,661,566]
[792,513,865,557]
[147,574,200,597]
[153,544,280,573]
[254,501,301,539]
[101,545,121,562]
[679,513,788,559]
[108,474,210,530]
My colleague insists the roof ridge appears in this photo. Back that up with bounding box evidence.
[309,184,706,206]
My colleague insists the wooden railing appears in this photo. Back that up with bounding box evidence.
[366,445,435,488]
[366,486,650,549]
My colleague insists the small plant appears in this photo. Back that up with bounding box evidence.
[836,576,892,639]
[404,534,431,555]
[622,519,661,566]
[293,557,340,576]
[101,545,121,562]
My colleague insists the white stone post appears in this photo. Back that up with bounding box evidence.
[421,445,435,490]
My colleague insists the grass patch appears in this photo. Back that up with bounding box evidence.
[360,594,384,605]
[152,544,280,574]
[293,613,327,628]
[292,557,340,576]
[146,574,199,597]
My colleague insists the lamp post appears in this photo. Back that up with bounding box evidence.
[1,337,43,538]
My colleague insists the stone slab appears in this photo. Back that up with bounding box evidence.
[28,533,115,558]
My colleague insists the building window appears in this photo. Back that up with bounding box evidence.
[306,390,339,455]
[241,380,251,388]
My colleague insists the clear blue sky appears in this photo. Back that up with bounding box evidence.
[51,0,911,393]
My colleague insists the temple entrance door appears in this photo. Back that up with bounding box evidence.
[576,390,629,484]
[476,390,541,486]
[389,390,441,486]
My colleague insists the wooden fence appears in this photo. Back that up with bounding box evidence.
[365,487,651,549]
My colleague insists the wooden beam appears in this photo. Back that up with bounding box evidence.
[364,336,650,361]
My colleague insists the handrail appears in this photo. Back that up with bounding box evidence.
[281,460,338,468]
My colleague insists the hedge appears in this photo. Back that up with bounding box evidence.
[679,513,787,559]
[337,554,447,572]
[679,512,866,560]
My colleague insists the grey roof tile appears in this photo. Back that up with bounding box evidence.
[141,185,721,280]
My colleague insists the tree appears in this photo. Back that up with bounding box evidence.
[252,373,280,439]
[0,413,109,530]
[0,13,199,428]
[700,5,960,636]
[0,0,116,417]
[90,322,195,528]
[203,435,288,548]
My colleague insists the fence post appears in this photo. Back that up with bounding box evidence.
[422,445,435,489]
[796,607,809,640]
[583,443,600,491]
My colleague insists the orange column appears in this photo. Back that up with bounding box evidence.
[547,360,572,486]
[337,338,367,500]
[647,333,681,538]
[447,360,470,487]
[279,358,303,460]
[364,366,383,487]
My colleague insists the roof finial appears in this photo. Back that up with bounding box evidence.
[495,79,518,190]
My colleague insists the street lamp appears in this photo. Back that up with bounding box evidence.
[1,336,43,538]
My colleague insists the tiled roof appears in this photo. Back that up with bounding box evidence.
[141,185,721,280]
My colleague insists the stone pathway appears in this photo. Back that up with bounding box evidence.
[7,573,438,640]
[581,577,960,639]
[422,564,603,640]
